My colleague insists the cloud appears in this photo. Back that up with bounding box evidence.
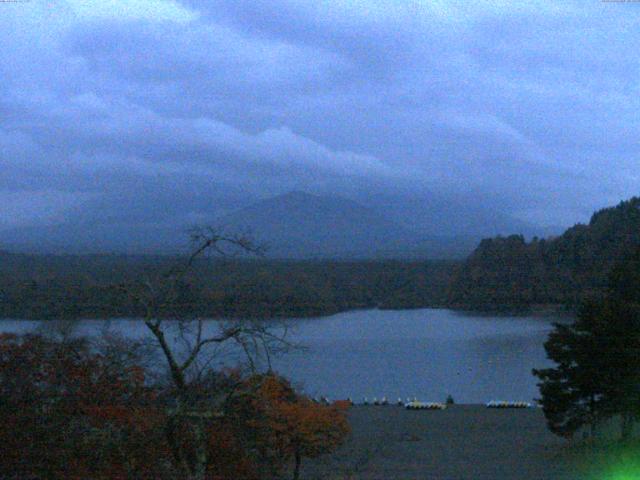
[1,0,639,239]
[66,0,199,23]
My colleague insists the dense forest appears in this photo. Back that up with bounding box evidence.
[2,197,639,320]
[0,253,456,320]
[448,197,640,311]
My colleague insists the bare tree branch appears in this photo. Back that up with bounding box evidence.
[120,227,292,480]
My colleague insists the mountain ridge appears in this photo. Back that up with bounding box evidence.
[217,191,475,259]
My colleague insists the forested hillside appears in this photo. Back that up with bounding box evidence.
[3,197,639,319]
[0,253,456,320]
[448,197,640,311]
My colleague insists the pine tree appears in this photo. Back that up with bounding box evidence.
[534,247,640,440]
[533,302,606,438]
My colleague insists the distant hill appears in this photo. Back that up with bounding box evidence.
[448,197,640,311]
[217,191,475,259]
[0,190,553,260]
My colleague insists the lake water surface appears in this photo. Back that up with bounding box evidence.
[0,309,563,404]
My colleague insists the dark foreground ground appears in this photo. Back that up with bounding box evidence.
[300,405,631,480]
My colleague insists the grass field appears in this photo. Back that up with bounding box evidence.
[299,405,639,480]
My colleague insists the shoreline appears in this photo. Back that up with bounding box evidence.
[0,304,572,322]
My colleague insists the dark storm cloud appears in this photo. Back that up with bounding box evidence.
[1,0,639,233]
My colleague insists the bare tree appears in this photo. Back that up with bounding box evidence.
[127,227,293,480]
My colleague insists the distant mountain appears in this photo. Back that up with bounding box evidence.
[0,189,552,259]
[217,191,476,259]
[217,191,409,258]
[448,196,640,311]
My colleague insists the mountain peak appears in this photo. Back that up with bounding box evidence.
[219,191,415,258]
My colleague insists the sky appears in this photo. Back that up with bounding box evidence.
[1,0,639,240]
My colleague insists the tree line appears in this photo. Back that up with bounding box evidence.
[449,197,640,311]
[0,251,456,320]
[3,197,640,322]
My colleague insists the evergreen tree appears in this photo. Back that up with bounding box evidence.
[608,246,640,306]
[601,246,640,438]
[533,301,606,438]
[534,247,640,439]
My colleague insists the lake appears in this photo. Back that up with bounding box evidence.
[0,308,562,404]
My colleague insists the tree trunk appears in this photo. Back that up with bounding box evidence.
[192,419,208,480]
[166,396,210,480]
[293,449,301,480]
[588,396,597,441]
[621,411,634,440]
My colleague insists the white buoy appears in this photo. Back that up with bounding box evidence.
[486,400,531,409]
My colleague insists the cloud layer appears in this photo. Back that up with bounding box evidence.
[1,0,639,237]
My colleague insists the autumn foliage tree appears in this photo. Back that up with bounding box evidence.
[0,333,172,479]
[0,334,349,480]
[230,374,351,480]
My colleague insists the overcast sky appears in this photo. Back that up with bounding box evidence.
[1,0,639,234]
